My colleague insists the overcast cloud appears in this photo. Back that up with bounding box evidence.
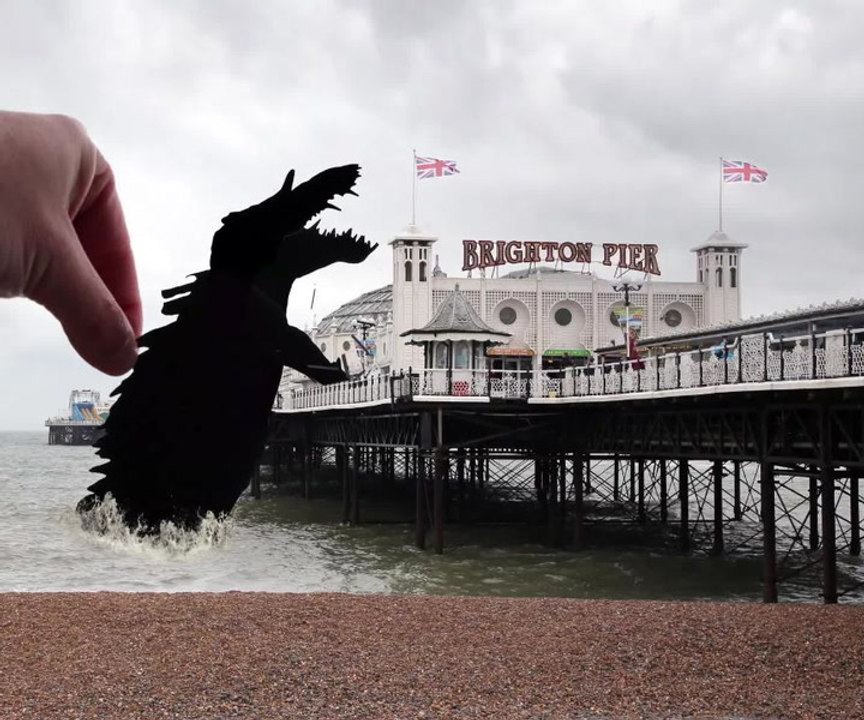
[1,0,862,429]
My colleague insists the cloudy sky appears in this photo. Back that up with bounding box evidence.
[1,0,862,430]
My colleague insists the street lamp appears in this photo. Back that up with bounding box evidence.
[352,317,376,375]
[612,280,643,358]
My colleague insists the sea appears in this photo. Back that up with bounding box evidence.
[1,430,860,601]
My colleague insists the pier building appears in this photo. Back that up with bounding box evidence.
[293,227,745,388]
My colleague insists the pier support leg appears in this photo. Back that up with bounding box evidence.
[679,458,690,553]
[404,447,411,483]
[350,446,360,525]
[302,443,311,500]
[535,457,546,514]
[387,448,396,487]
[613,455,620,502]
[546,455,559,547]
[733,460,742,521]
[809,466,820,551]
[434,447,446,554]
[340,447,350,524]
[761,461,777,603]
[415,413,433,550]
[415,452,426,549]
[712,460,724,556]
[821,467,837,604]
[851,473,860,557]
[637,458,646,524]
[559,454,568,545]
[629,458,636,504]
[572,454,585,549]
[820,406,838,604]
[822,483,837,600]
[659,459,668,524]
[456,448,466,521]
[585,456,592,495]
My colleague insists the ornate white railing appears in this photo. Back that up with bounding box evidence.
[285,372,408,410]
[281,328,864,410]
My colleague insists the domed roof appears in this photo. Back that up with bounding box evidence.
[315,285,392,334]
[502,265,579,279]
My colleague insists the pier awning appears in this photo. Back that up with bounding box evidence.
[487,343,534,357]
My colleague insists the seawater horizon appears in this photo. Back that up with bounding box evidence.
[1,430,860,602]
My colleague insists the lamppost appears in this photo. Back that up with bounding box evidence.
[612,280,643,359]
[353,317,376,375]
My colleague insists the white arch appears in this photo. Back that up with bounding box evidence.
[658,301,697,335]
[546,299,587,351]
[491,298,531,343]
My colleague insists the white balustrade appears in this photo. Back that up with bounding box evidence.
[280,328,864,410]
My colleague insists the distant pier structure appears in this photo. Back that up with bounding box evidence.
[263,298,864,604]
[45,389,109,445]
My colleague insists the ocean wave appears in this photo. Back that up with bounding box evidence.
[77,494,233,556]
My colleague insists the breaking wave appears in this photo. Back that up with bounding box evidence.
[77,494,233,555]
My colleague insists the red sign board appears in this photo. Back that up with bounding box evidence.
[462,240,661,276]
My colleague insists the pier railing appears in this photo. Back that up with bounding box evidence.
[44,417,104,427]
[282,327,864,410]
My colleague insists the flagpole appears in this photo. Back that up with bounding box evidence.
[718,156,723,232]
[411,148,417,225]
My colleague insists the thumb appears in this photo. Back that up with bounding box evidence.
[29,220,139,375]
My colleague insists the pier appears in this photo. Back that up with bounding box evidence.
[265,326,864,603]
[46,422,105,446]
[45,390,109,446]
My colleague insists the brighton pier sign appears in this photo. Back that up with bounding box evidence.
[462,240,661,276]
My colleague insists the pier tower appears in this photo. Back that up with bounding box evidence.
[693,231,746,326]
[391,225,437,372]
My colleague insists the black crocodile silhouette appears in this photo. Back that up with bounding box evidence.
[77,164,376,532]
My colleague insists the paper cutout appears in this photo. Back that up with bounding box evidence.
[77,165,376,531]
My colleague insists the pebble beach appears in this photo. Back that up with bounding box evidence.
[2,593,862,719]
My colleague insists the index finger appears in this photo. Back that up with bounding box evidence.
[73,152,143,336]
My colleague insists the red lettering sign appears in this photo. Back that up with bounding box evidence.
[460,240,662,275]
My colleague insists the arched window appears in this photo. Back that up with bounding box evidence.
[419,261,427,282]
[730,267,737,288]
[405,261,412,282]
[716,267,723,288]
[454,341,470,369]
[434,343,448,368]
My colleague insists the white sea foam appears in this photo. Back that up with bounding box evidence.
[77,494,233,556]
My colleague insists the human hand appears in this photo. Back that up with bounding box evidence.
[0,111,142,375]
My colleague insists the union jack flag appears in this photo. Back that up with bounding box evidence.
[723,159,768,183]
[415,155,459,179]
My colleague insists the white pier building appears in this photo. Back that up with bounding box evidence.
[295,226,745,387]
